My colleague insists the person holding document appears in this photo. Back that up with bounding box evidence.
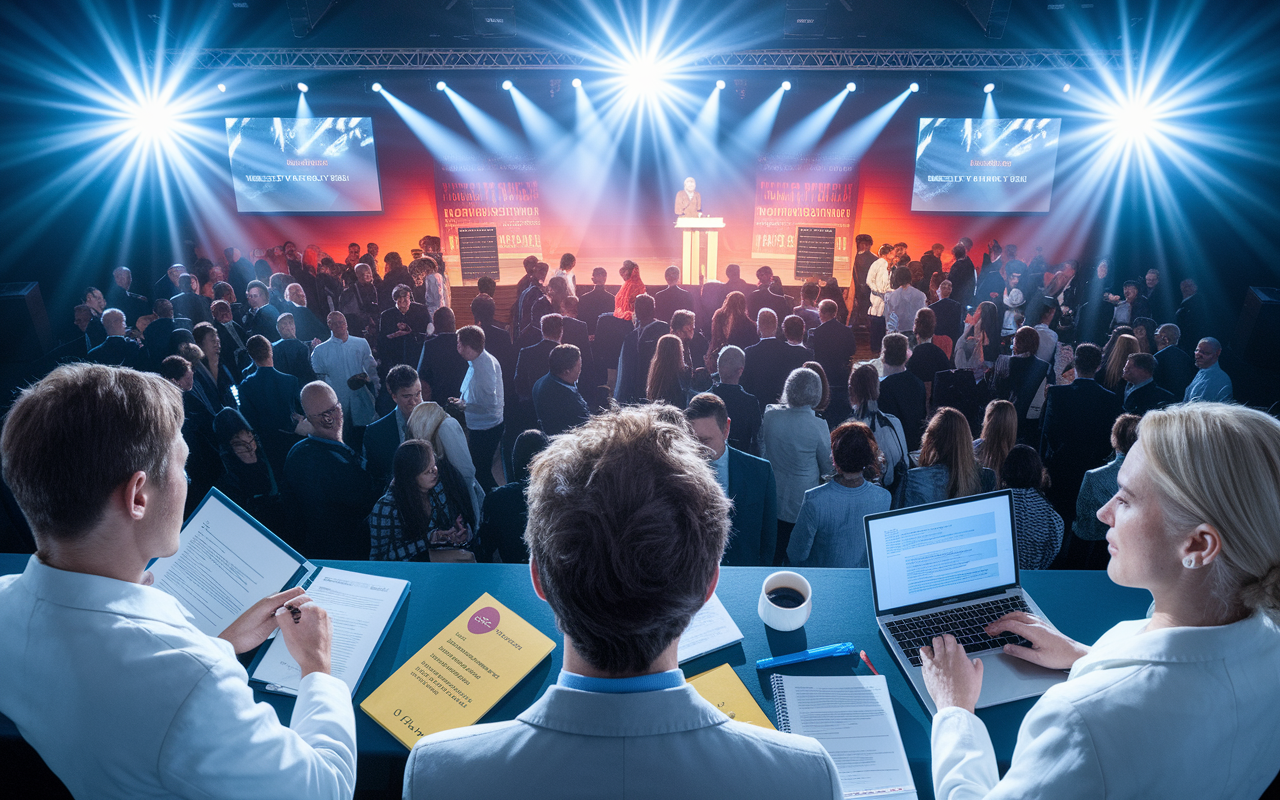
[403,404,842,799]
[0,364,357,800]
[920,402,1280,800]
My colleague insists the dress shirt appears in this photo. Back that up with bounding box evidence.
[310,334,379,426]
[710,446,730,494]
[931,612,1280,800]
[460,349,504,430]
[883,284,927,332]
[1183,362,1233,403]
[0,556,356,800]
[557,668,685,694]
[866,257,892,317]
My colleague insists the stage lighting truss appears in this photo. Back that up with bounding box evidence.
[158,47,1134,72]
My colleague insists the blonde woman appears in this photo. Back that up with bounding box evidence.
[923,403,1280,799]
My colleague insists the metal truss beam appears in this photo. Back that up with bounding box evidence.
[159,48,1129,72]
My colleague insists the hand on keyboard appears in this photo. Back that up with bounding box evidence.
[985,612,1091,671]
[920,634,984,714]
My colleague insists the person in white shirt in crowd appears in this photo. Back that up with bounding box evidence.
[922,402,1280,800]
[865,243,894,353]
[552,252,578,296]
[311,311,378,450]
[883,266,927,335]
[0,364,355,800]
[451,324,505,494]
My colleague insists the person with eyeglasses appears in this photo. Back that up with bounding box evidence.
[282,381,379,559]
[214,407,287,537]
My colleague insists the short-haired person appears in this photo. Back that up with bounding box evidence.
[878,332,928,451]
[87,307,145,368]
[924,403,1280,799]
[403,405,842,798]
[1152,323,1195,398]
[898,407,997,508]
[552,251,577,295]
[1121,351,1175,415]
[654,264,696,323]
[1185,337,1233,403]
[363,364,424,491]
[685,393,778,566]
[793,281,822,331]
[577,266,616,335]
[0,364,355,799]
[272,311,319,386]
[807,298,858,423]
[787,420,892,568]
[310,311,378,450]
[865,244,894,352]
[709,345,762,454]
[238,333,306,473]
[740,308,809,411]
[906,307,951,401]
[759,368,834,565]
[1068,413,1141,568]
[453,325,505,493]
[532,344,589,437]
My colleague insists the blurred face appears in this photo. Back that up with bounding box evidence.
[73,308,91,331]
[176,368,194,391]
[248,287,267,308]
[1124,284,1138,301]
[115,269,131,288]
[200,332,220,357]
[358,266,373,284]
[231,248,241,261]
[395,293,410,314]
[393,380,422,418]
[675,320,695,341]
[213,305,232,324]
[1122,356,1140,385]
[457,341,480,361]
[277,317,296,339]
[284,243,298,258]
[328,313,348,339]
[689,416,728,461]
[1146,271,1158,289]
[304,395,343,439]
[684,178,696,192]
[561,357,582,385]
[86,290,105,313]
[348,244,360,257]
[1099,439,1180,591]
[369,244,379,257]
[288,286,306,306]
[1193,340,1219,369]
[416,455,439,492]
[229,430,258,464]
[1097,262,1109,280]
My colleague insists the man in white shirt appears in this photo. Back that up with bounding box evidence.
[452,325,505,493]
[310,311,378,449]
[866,243,893,352]
[0,363,356,800]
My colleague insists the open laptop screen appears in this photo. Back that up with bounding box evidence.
[865,491,1019,614]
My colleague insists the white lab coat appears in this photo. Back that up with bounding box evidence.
[0,556,357,800]
[311,333,379,427]
[866,257,892,317]
[931,612,1280,800]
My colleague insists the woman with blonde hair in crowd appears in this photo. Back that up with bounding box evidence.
[646,334,688,409]
[1102,333,1140,393]
[923,403,1280,799]
[898,407,997,508]
[973,399,1017,477]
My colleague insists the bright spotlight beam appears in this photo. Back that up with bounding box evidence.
[909,82,920,93]
[572,78,582,88]
[436,81,447,91]
[781,81,791,91]
[984,82,995,93]
[716,80,726,90]
[371,82,382,93]
[296,82,308,93]
[502,80,513,91]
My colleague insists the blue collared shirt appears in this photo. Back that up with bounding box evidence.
[1184,362,1233,404]
[556,668,685,694]
[711,446,730,495]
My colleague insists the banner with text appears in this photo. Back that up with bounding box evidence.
[751,155,857,274]
[435,156,542,258]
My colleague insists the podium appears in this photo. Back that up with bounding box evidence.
[675,217,725,285]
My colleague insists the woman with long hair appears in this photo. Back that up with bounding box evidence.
[1102,334,1141,392]
[192,322,236,409]
[406,401,483,521]
[958,300,1002,372]
[1000,444,1063,569]
[706,291,757,370]
[614,260,646,321]
[898,406,997,508]
[1131,317,1156,354]
[803,360,831,417]
[846,363,909,490]
[368,439,478,561]
[646,334,688,408]
[974,399,1017,477]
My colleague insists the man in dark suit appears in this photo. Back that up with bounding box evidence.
[559,296,596,386]
[170,274,212,325]
[237,335,303,475]
[379,285,430,372]
[151,264,184,308]
[992,328,1053,444]
[1039,343,1122,531]
[929,279,965,344]
[108,267,149,324]
[878,333,929,451]
[1174,279,1209,351]
[919,244,944,294]
[1153,323,1196,398]
[515,314,563,403]
[747,266,784,321]
[532,345,589,437]
[471,294,516,397]
[241,280,280,341]
[80,288,109,348]
[222,246,255,301]
[1121,353,1175,416]
[808,299,857,423]
[87,309,144,369]
[653,265,696,323]
[709,345,762,455]
[615,295,670,405]
[685,394,777,566]
[740,309,808,411]
[271,313,317,388]
[143,299,178,371]
[363,365,423,492]
[211,300,251,382]
[948,244,977,309]
[594,313,631,387]
[577,268,616,336]
[417,307,469,405]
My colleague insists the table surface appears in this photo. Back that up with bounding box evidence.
[0,553,1151,799]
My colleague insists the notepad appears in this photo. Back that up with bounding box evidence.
[771,674,917,799]
[361,593,556,749]
[687,664,774,730]
[677,593,744,663]
[147,489,410,698]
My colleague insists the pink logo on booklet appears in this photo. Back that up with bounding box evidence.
[468,607,500,634]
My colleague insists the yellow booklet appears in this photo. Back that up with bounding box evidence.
[361,592,556,748]
[687,663,775,730]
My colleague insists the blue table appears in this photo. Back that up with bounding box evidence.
[0,554,1151,798]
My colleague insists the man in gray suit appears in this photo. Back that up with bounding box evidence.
[404,404,841,799]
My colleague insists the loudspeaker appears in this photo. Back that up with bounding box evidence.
[958,0,1013,39]
[1234,287,1280,371]
[0,283,52,364]
[784,1,828,38]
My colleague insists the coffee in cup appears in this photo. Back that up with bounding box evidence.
[758,571,812,631]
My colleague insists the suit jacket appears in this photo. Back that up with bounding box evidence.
[674,189,702,217]
[238,366,301,439]
[1040,379,1121,521]
[283,436,378,560]
[560,316,593,374]
[481,322,517,396]
[808,319,857,394]
[476,479,531,564]
[143,318,177,369]
[740,337,809,410]
[243,303,281,341]
[929,297,965,343]
[747,287,792,325]
[361,409,402,492]
[404,683,841,800]
[151,276,181,307]
[653,285,696,323]
[272,337,317,387]
[1123,381,1175,416]
[711,383,762,455]
[515,339,558,401]
[726,447,778,566]
[418,332,468,404]
[170,292,212,326]
[106,285,149,324]
[615,320,670,405]
[993,355,1052,440]
[577,288,616,335]
[532,374,589,437]
[216,320,251,382]
[1153,345,1196,399]
[593,314,631,374]
[87,336,144,369]
[878,370,929,451]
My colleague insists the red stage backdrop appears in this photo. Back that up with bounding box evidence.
[434,156,542,258]
[751,155,857,280]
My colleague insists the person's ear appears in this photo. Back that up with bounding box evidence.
[704,564,720,604]
[122,471,149,521]
[1182,524,1223,568]
[722,418,732,441]
[529,557,547,601]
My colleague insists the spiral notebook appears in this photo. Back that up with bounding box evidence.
[770,674,917,799]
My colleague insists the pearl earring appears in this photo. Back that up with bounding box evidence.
[1183,556,1197,568]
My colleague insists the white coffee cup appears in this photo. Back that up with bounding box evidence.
[757,571,812,631]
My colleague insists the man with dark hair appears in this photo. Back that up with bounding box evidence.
[284,381,379,558]
[471,292,516,397]
[532,344,589,437]
[853,234,876,325]
[793,282,822,332]
[417,307,468,405]
[238,334,305,474]
[363,364,423,491]
[919,243,945,293]
[143,298,178,370]
[808,299,857,423]
[242,280,280,340]
[211,299,251,382]
[514,313,564,403]
[518,261,550,331]
[906,307,950,403]
[1121,352,1174,415]
[170,273,213,325]
[454,325,504,492]
[1152,323,1195,398]
[740,309,808,411]
[1175,278,1207,350]
[1039,342,1122,529]
[1067,413,1141,568]
[359,242,380,270]
[402,405,838,798]
[523,276,574,348]
[747,266,776,321]
[271,313,317,387]
[223,246,254,300]
[379,284,429,371]
[685,393,778,566]
[476,276,497,297]
[948,243,976,309]
[654,264,695,323]
[81,286,109,347]
[88,309,144,369]
[615,294,669,405]
[577,267,616,335]
[929,279,965,344]
[878,333,928,451]
[558,295,596,392]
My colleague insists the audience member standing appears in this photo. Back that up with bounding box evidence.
[865,244,893,353]
[363,365,424,492]
[515,313,563,403]
[310,312,378,451]
[759,368,834,565]
[808,299,857,425]
[418,307,469,406]
[1184,337,1233,403]
[948,243,976,309]
[645,334,688,409]
[151,264,184,310]
[613,260,646,322]
[1175,278,1209,350]
[898,407,997,508]
[906,308,951,404]
[171,273,213,325]
[379,284,430,372]
[552,252,577,296]
[159,355,220,510]
[974,399,1017,479]
[1121,353,1175,415]
[710,346,762,455]
[476,430,549,564]
[930,279,965,344]
[211,300,251,381]
[878,333,928,451]
[284,284,328,343]
[883,267,927,335]
[992,327,1052,443]
[1101,333,1140,393]
[533,345,590,437]
[846,364,909,492]
[242,280,280,340]
[792,282,823,332]
[741,309,808,411]
[685,394,777,566]
[577,267,616,334]
[1152,323,1195,398]
[454,325,504,493]
[706,291,758,371]
[615,296,668,405]
[787,421,892,568]
[653,265,696,323]
[87,308,144,369]
[238,335,304,475]
[107,266,149,324]
[213,408,286,536]
[1001,444,1063,570]
[271,313,317,387]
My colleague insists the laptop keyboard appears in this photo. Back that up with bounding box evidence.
[886,596,1035,667]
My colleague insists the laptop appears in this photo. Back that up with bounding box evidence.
[864,489,1068,716]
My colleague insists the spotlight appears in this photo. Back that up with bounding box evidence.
[297,82,308,93]
[216,83,226,93]
[846,82,856,92]
[781,81,791,91]
[716,79,726,90]
[1063,83,1071,93]
[572,77,582,88]
[371,82,382,93]
[622,57,668,95]
[983,82,995,94]
[909,82,919,93]
[129,99,173,140]
[1111,100,1156,142]
[436,81,447,91]
[502,80,513,91]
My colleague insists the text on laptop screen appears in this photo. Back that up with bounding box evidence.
[867,492,1018,612]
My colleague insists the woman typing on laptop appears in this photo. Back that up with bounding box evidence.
[920,402,1280,800]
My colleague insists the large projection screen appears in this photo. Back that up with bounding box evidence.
[912,118,1061,213]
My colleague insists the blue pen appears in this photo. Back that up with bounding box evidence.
[755,642,857,670]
